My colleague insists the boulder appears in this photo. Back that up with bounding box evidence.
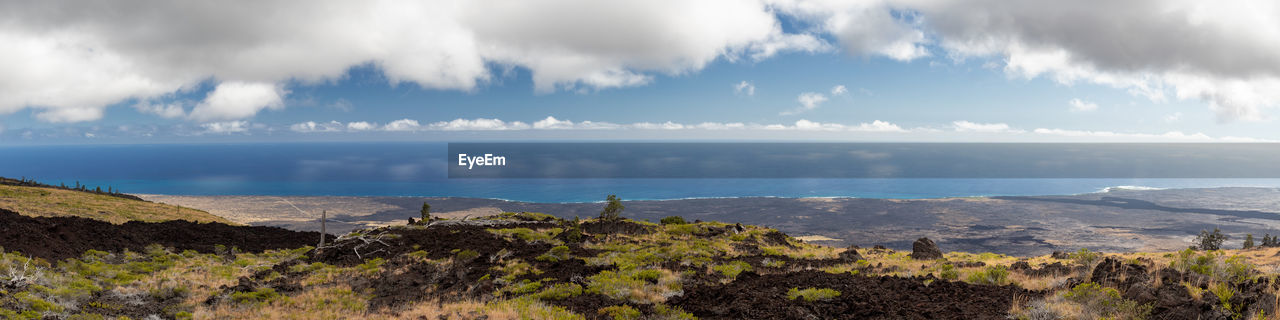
[910,237,943,260]
[838,246,864,262]
[1051,251,1070,259]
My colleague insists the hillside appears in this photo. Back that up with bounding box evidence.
[3,209,1278,319]
[0,184,230,224]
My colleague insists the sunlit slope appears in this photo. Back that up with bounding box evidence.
[0,185,232,224]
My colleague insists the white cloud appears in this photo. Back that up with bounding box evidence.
[200,121,251,134]
[188,82,286,121]
[133,101,186,119]
[952,120,1023,133]
[831,85,848,96]
[1068,98,1099,112]
[0,0,825,122]
[734,81,756,96]
[631,121,686,130]
[781,92,828,115]
[346,121,376,131]
[1164,112,1183,123]
[429,118,529,131]
[290,121,344,133]
[382,119,421,132]
[900,0,1280,121]
[771,0,930,61]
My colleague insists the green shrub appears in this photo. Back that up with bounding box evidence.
[1064,282,1152,319]
[537,246,573,262]
[965,265,1010,285]
[712,261,753,279]
[505,280,543,295]
[598,305,642,320]
[356,258,385,275]
[532,283,583,300]
[632,269,662,282]
[16,292,63,313]
[231,287,281,305]
[599,195,625,221]
[1071,248,1100,267]
[938,264,959,280]
[660,216,687,225]
[786,287,841,302]
[455,250,481,262]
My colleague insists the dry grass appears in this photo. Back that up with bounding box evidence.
[0,185,231,224]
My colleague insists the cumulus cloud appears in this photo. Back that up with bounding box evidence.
[346,121,377,131]
[188,82,286,121]
[781,92,829,115]
[771,0,929,61]
[734,81,756,96]
[831,85,848,96]
[899,0,1280,121]
[382,119,422,132]
[429,118,529,131]
[1068,98,1099,112]
[0,0,824,123]
[290,121,344,133]
[952,120,1023,133]
[200,121,251,134]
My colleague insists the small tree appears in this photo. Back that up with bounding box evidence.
[420,202,431,221]
[599,195,624,221]
[1194,228,1228,251]
[1244,234,1255,249]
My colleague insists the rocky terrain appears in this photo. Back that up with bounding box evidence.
[145,187,1280,256]
[4,204,1280,319]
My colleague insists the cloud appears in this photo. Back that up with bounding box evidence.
[133,101,187,119]
[429,118,529,130]
[382,119,421,132]
[290,121,344,133]
[771,0,930,61]
[776,119,907,132]
[188,82,286,121]
[0,0,824,122]
[898,0,1280,121]
[200,121,251,134]
[781,92,828,115]
[831,85,848,96]
[346,121,377,131]
[1068,98,1099,112]
[734,81,756,96]
[1164,112,1183,123]
[952,120,1023,133]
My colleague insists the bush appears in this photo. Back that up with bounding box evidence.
[599,305,643,320]
[786,287,841,302]
[938,264,959,280]
[1195,228,1228,251]
[231,287,281,305]
[1070,248,1100,268]
[712,261,753,279]
[599,195,625,221]
[537,246,573,262]
[660,216,687,225]
[1064,282,1152,319]
[532,283,583,300]
[966,265,1010,285]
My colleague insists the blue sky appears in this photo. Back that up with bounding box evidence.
[1,1,1278,143]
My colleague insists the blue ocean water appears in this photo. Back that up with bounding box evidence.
[2,142,1279,203]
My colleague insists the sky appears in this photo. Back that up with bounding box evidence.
[1,0,1279,144]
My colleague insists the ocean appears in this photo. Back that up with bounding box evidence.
[2,142,1279,203]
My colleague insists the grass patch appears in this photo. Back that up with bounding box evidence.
[786,287,841,302]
